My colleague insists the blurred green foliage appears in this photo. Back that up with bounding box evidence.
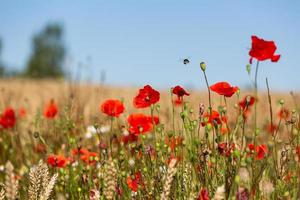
[25,23,66,78]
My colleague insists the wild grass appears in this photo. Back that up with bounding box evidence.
[0,78,299,199]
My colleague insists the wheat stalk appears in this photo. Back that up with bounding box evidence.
[103,158,117,200]
[28,160,58,200]
[4,161,18,200]
[28,165,41,200]
[40,173,58,200]
[0,188,5,200]
[161,159,177,200]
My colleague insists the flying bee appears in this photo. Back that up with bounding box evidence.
[179,57,190,65]
[183,58,190,65]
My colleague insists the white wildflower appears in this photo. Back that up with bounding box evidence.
[100,125,110,134]
[128,159,135,167]
[85,125,98,139]
[260,179,274,196]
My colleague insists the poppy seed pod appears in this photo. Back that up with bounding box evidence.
[200,62,206,71]
[33,131,40,138]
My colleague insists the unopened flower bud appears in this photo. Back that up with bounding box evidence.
[246,64,251,74]
[200,62,206,71]
[279,99,284,105]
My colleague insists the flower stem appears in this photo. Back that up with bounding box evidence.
[203,70,215,150]
[254,61,259,145]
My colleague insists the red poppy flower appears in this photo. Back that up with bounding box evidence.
[172,85,189,106]
[80,151,98,165]
[126,171,144,192]
[127,113,159,135]
[165,136,184,151]
[44,99,58,119]
[201,110,222,127]
[133,85,160,108]
[239,95,255,110]
[18,107,26,119]
[121,133,139,145]
[256,144,268,160]
[239,95,255,119]
[248,143,268,160]
[197,188,210,200]
[172,85,190,97]
[265,123,277,135]
[249,35,281,64]
[72,148,98,165]
[0,107,16,129]
[218,142,235,157]
[210,82,238,97]
[34,143,47,154]
[100,99,125,117]
[47,154,68,168]
[72,147,90,156]
[278,108,289,120]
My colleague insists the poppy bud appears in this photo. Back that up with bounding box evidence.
[255,128,260,136]
[143,167,148,173]
[192,120,198,127]
[210,157,216,164]
[284,192,290,197]
[279,99,284,105]
[200,62,206,71]
[180,111,188,119]
[206,123,212,132]
[235,175,240,184]
[292,128,298,136]
[246,64,251,74]
[121,171,126,177]
[155,142,160,148]
[155,104,160,112]
[93,123,99,130]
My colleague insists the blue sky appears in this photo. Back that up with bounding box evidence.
[0,0,299,91]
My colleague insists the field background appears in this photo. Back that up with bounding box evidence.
[0,78,297,128]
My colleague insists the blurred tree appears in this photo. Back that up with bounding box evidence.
[25,23,66,78]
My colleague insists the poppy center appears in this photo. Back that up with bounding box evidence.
[145,96,150,102]
[138,126,144,133]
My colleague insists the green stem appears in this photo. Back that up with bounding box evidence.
[203,70,214,149]
[254,61,259,146]
[171,90,176,134]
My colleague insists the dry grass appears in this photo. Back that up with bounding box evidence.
[0,78,296,125]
